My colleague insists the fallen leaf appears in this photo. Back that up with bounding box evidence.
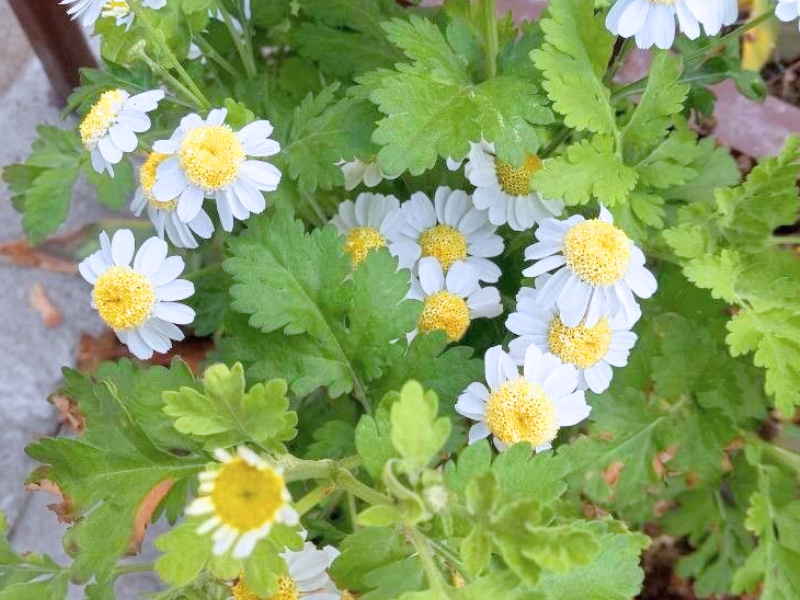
[127,479,175,553]
[25,479,75,523]
[50,393,85,433]
[0,239,78,274]
[29,283,63,328]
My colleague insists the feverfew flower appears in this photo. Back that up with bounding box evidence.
[606,0,737,50]
[407,257,502,343]
[456,345,590,452]
[394,187,503,283]
[232,542,341,600]
[131,152,214,249]
[186,447,299,559]
[101,0,166,29]
[523,207,657,328]
[464,141,563,231]
[61,0,107,27]
[506,276,637,394]
[330,193,407,267]
[152,108,281,232]
[80,88,164,176]
[339,157,399,191]
[78,229,195,360]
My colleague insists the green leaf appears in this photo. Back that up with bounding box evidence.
[83,156,135,210]
[357,504,404,528]
[154,520,211,586]
[390,381,451,474]
[163,363,297,451]
[362,15,552,175]
[534,136,638,206]
[534,522,649,600]
[25,361,205,585]
[355,393,399,479]
[531,0,616,133]
[0,512,68,595]
[185,266,232,337]
[304,420,356,460]
[223,212,419,399]
[281,83,376,193]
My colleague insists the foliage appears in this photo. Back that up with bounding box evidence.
[4,0,800,599]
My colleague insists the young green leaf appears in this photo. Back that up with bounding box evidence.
[390,381,452,475]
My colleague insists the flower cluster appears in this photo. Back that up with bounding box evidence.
[456,206,656,453]
[331,187,504,344]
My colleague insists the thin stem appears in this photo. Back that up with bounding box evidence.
[282,456,392,505]
[540,126,571,158]
[407,527,450,595]
[346,492,360,531]
[294,482,336,516]
[604,37,634,86]
[133,7,210,109]
[193,35,242,79]
[748,434,800,476]
[428,538,470,583]
[215,1,257,78]
[137,50,205,109]
[335,469,393,506]
[768,235,800,245]
[300,190,327,227]
[476,0,498,80]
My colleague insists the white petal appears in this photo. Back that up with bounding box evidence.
[157,279,195,301]
[153,301,195,324]
[133,237,167,276]
[111,229,135,266]
[468,422,491,444]
[108,125,138,152]
[177,185,205,223]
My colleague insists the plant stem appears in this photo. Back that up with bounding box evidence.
[137,51,205,110]
[215,1,257,78]
[612,11,775,101]
[407,526,451,595]
[283,456,392,505]
[768,235,800,245]
[133,7,210,109]
[193,35,242,79]
[604,37,634,86]
[335,469,393,505]
[294,482,336,516]
[748,434,800,476]
[476,0,498,80]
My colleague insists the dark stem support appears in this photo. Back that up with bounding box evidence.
[8,0,97,104]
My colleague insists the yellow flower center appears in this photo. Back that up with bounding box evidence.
[140,152,178,211]
[210,458,286,532]
[418,291,471,343]
[93,265,156,330]
[419,225,467,270]
[178,125,245,192]
[562,219,631,287]
[79,89,126,150]
[232,575,299,600]
[484,378,557,447]
[548,316,612,369]
[344,226,386,267]
[495,152,543,197]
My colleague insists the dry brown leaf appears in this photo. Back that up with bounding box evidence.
[29,283,64,328]
[0,239,78,274]
[602,461,625,488]
[25,479,75,523]
[51,393,85,433]
[127,479,175,553]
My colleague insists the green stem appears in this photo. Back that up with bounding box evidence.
[428,538,471,583]
[215,1,257,78]
[133,7,210,109]
[476,0,498,80]
[294,483,336,516]
[300,190,327,227]
[748,434,800,476]
[335,469,393,506]
[768,235,800,245]
[407,527,450,595]
[604,37,634,86]
[612,11,775,102]
[137,50,205,110]
[540,125,571,158]
[193,35,242,79]
[282,456,392,506]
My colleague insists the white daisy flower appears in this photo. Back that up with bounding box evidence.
[232,541,341,600]
[464,141,563,232]
[606,0,737,50]
[78,229,195,360]
[131,152,214,249]
[151,108,281,232]
[338,157,399,191]
[522,207,657,328]
[506,275,638,394]
[186,447,299,559]
[101,0,166,29]
[407,257,502,343]
[61,0,107,27]
[79,88,164,176]
[455,344,591,452]
[393,187,503,283]
[776,0,800,29]
[330,193,407,267]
